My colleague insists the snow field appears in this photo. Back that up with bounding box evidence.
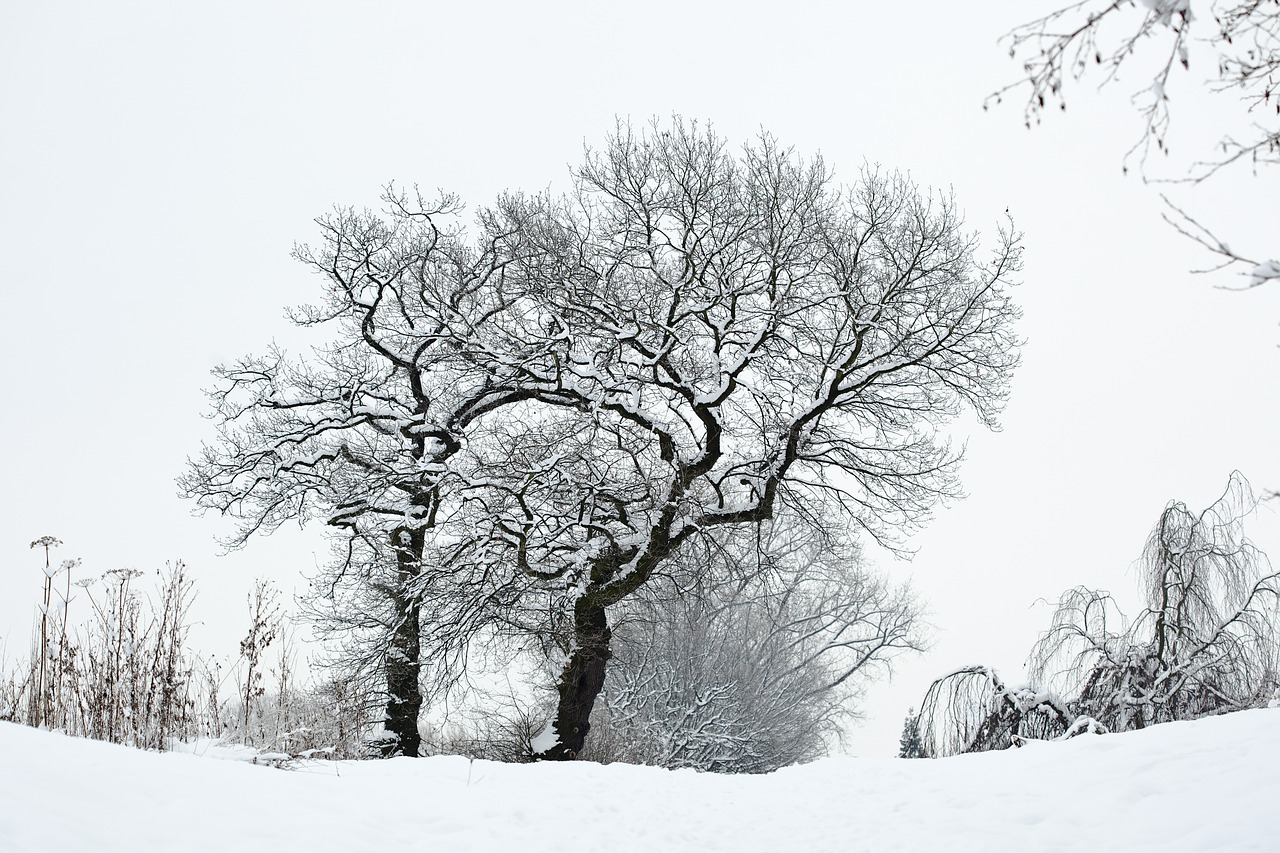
[1,709,1276,852]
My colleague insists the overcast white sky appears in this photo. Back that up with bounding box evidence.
[2,1,1277,756]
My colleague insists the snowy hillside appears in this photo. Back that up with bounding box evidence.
[2,710,1276,852]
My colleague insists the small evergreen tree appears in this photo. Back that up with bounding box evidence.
[898,708,925,759]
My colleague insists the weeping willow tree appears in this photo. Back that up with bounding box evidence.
[916,666,1077,758]
[919,473,1280,757]
[1031,472,1280,731]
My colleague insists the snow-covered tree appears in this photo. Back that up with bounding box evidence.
[1029,471,1280,731]
[918,472,1279,757]
[584,520,923,772]
[898,708,926,759]
[183,117,1023,759]
[917,666,1076,756]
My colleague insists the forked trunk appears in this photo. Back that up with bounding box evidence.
[539,601,611,760]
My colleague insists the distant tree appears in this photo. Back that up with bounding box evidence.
[182,117,1023,760]
[917,472,1280,756]
[898,708,926,759]
[992,1,1279,287]
[583,520,923,772]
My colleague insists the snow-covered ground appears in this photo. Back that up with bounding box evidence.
[2,710,1276,852]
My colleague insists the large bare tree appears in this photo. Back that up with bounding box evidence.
[182,118,1023,759]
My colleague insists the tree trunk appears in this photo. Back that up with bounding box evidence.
[540,601,611,760]
[381,526,424,757]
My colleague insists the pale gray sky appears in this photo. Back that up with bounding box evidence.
[2,0,1276,755]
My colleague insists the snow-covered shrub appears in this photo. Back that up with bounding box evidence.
[424,691,556,763]
[206,607,381,761]
[582,590,834,773]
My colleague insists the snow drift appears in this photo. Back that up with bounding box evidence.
[2,709,1277,852]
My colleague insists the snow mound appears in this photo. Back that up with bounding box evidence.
[1,710,1277,852]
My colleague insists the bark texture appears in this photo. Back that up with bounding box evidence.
[381,526,424,757]
[541,602,611,760]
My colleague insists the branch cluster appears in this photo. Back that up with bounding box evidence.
[994,1,1279,174]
